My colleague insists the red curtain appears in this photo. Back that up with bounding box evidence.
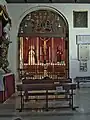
[23,37,37,63]
[22,37,65,64]
[53,38,65,62]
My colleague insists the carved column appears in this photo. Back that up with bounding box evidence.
[40,46,42,62]
[52,37,54,63]
[37,37,39,64]
[20,37,23,68]
[52,37,54,75]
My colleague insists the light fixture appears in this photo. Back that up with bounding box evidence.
[57,17,59,20]
[25,23,28,27]
[26,37,28,40]
[27,15,31,20]
[20,27,23,33]
[58,23,61,27]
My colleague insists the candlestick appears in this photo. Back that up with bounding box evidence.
[49,46,51,62]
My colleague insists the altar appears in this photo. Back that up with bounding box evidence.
[0,73,15,103]
[18,9,69,79]
[19,36,68,78]
[20,62,66,79]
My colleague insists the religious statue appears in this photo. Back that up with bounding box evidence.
[56,46,63,62]
[28,46,37,65]
[40,37,50,64]
[0,5,12,73]
[0,35,11,72]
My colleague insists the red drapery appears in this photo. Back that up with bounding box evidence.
[54,37,65,62]
[23,37,37,63]
[22,37,65,64]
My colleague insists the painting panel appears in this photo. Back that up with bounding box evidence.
[73,11,88,28]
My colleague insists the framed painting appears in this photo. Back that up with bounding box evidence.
[73,11,88,28]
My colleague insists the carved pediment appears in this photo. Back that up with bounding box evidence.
[19,9,68,37]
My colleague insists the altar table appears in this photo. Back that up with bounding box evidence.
[0,73,15,103]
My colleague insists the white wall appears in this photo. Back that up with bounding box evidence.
[0,0,7,5]
[7,3,90,80]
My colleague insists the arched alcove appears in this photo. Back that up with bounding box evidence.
[17,6,69,79]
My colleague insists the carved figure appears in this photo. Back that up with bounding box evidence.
[28,46,37,65]
[0,5,12,73]
[57,46,63,62]
[40,37,50,63]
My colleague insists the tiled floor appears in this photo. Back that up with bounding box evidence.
[1,88,90,120]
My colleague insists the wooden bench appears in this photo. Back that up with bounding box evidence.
[74,77,90,89]
[22,77,72,101]
[22,78,72,93]
[22,78,72,84]
[17,79,78,112]
[22,78,72,102]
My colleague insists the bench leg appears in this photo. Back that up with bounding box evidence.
[65,90,71,106]
[71,89,74,110]
[25,90,29,102]
[71,88,76,110]
[46,90,48,111]
[68,89,79,110]
[19,91,24,112]
[77,81,80,89]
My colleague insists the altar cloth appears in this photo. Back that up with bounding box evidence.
[0,73,13,91]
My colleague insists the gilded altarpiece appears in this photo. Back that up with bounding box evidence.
[18,9,68,78]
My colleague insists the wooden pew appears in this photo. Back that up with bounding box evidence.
[22,78,72,101]
[74,76,90,89]
[17,81,78,112]
[22,78,72,84]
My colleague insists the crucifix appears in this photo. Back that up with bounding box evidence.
[40,37,50,63]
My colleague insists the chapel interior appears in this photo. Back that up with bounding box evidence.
[0,0,90,120]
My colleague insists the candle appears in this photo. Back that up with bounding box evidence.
[40,46,42,55]
[40,46,42,62]
[49,46,51,62]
